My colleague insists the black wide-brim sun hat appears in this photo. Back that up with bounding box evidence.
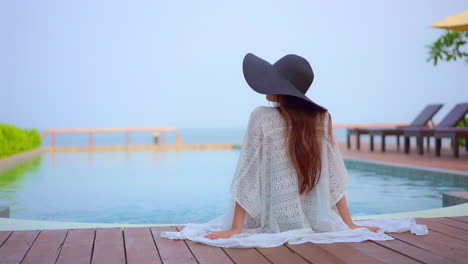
[242,53,327,111]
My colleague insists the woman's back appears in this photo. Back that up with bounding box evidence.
[230,105,349,234]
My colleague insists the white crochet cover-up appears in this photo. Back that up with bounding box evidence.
[160,106,429,248]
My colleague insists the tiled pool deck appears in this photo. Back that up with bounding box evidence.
[340,141,468,173]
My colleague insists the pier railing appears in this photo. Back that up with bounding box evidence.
[41,127,178,147]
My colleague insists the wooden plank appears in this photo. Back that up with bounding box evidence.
[256,245,309,264]
[415,217,450,226]
[21,229,68,264]
[373,236,452,264]
[348,241,420,264]
[0,230,40,264]
[124,227,161,264]
[317,242,386,263]
[56,229,95,264]
[286,243,345,264]
[223,247,271,264]
[0,231,12,246]
[175,225,234,264]
[150,226,197,264]
[448,216,468,224]
[433,217,468,230]
[92,227,125,264]
[389,228,468,263]
[417,218,468,242]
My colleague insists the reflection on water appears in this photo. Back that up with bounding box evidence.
[0,156,42,199]
[346,168,467,217]
[0,150,466,224]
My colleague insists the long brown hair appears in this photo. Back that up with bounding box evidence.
[274,94,333,195]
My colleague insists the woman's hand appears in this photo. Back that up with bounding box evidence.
[203,228,242,240]
[348,223,383,233]
[204,202,246,240]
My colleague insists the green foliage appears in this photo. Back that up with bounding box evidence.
[456,117,468,147]
[0,124,42,159]
[426,30,468,66]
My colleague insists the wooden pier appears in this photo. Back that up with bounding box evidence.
[41,127,178,147]
[0,216,467,264]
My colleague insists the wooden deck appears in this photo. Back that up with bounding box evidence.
[339,141,468,173]
[0,216,466,264]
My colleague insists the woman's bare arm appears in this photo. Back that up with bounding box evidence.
[231,201,247,231]
[336,195,354,226]
[204,202,246,239]
[336,195,382,232]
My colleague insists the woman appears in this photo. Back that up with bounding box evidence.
[160,53,428,248]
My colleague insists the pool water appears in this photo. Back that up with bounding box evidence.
[0,150,466,224]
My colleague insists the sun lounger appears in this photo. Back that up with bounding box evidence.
[434,128,468,158]
[346,104,443,151]
[403,103,468,156]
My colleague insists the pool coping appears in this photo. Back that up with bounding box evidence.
[0,147,47,174]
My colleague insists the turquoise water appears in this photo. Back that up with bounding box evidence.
[1,150,466,224]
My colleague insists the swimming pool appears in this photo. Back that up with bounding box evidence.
[0,150,466,224]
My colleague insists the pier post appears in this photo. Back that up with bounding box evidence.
[161,131,166,145]
[89,132,94,146]
[51,132,56,147]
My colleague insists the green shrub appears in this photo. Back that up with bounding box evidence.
[456,117,468,147]
[0,124,42,159]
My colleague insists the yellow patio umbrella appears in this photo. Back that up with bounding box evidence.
[430,10,468,31]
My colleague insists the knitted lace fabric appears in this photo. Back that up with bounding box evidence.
[160,106,428,248]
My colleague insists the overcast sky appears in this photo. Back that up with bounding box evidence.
[2,0,467,130]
